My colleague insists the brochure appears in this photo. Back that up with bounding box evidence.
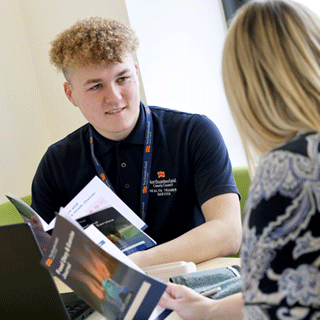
[7,176,147,233]
[77,206,156,255]
[5,193,51,253]
[41,211,169,320]
[6,193,50,230]
[7,176,156,254]
[63,176,147,231]
[84,224,172,320]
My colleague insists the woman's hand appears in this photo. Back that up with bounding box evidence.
[159,283,215,320]
[159,283,243,320]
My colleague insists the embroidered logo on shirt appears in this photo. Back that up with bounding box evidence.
[157,171,165,178]
[150,174,177,197]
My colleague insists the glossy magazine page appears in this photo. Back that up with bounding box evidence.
[41,212,167,320]
[77,206,156,255]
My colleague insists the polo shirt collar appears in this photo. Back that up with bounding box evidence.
[90,102,146,156]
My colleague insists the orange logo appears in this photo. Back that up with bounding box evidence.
[143,186,148,193]
[100,173,106,181]
[90,137,93,144]
[45,258,53,267]
[146,108,150,114]
[146,145,151,153]
[157,171,165,178]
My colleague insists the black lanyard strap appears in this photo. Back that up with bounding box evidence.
[89,105,153,221]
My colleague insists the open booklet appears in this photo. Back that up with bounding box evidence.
[41,211,171,320]
[6,176,156,255]
[5,193,51,253]
[77,206,155,255]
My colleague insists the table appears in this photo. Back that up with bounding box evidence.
[55,257,240,320]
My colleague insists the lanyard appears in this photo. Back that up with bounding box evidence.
[89,105,153,221]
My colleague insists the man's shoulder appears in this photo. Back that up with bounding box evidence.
[46,123,90,158]
[49,123,89,149]
[149,105,210,125]
[149,105,201,117]
[148,105,223,150]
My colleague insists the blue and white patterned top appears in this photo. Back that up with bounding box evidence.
[241,132,320,320]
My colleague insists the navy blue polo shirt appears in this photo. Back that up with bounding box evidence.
[31,103,239,244]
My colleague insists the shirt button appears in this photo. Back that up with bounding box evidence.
[121,163,126,168]
[125,183,130,188]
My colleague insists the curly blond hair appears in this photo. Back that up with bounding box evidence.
[49,17,139,72]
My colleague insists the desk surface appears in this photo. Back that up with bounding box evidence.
[55,257,240,320]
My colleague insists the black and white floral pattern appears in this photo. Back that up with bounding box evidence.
[242,132,320,319]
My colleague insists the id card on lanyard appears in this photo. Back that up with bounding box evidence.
[89,105,153,221]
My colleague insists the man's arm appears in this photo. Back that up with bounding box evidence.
[129,192,242,268]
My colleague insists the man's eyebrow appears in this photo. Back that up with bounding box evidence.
[83,69,131,87]
[117,68,131,77]
[83,78,103,87]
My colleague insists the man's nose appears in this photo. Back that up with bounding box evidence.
[104,84,122,103]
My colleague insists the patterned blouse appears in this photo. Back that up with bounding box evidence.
[241,132,320,320]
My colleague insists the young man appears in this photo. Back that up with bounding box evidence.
[31,17,241,268]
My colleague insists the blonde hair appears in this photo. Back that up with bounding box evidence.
[49,17,139,73]
[222,0,320,174]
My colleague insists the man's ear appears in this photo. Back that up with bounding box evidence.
[64,82,78,107]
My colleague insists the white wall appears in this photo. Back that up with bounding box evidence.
[125,0,247,169]
[1,1,50,204]
[295,1,320,13]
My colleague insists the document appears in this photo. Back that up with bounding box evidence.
[7,176,147,232]
[41,211,170,320]
[63,176,147,230]
[77,206,156,255]
[7,176,156,254]
[84,225,172,320]
[6,193,50,230]
[6,193,52,252]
